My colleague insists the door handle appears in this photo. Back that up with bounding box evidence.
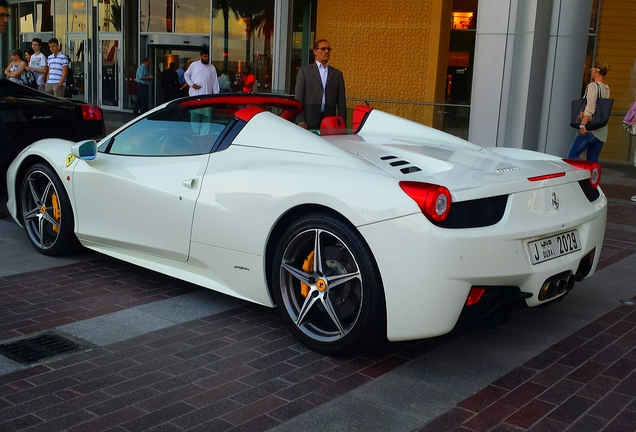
[182,179,197,189]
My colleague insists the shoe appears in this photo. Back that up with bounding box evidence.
[631,195,636,202]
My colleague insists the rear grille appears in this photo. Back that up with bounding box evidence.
[0,333,88,365]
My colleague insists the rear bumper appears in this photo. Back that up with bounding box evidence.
[359,185,607,342]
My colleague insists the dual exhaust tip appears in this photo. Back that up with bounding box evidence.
[539,271,575,301]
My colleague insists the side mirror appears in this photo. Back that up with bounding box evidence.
[71,140,97,165]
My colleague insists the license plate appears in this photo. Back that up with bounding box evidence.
[528,230,581,265]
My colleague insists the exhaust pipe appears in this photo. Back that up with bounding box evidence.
[538,271,575,301]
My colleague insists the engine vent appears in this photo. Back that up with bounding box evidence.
[381,155,422,175]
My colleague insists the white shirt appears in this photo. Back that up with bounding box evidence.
[317,62,328,106]
[30,52,47,86]
[184,60,220,96]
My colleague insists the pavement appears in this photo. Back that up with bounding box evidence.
[0,114,635,431]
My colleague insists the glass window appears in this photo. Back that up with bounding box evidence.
[175,0,210,34]
[18,1,54,33]
[98,0,122,32]
[140,0,173,33]
[19,2,35,33]
[211,0,274,93]
[34,1,53,32]
[55,0,67,41]
[69,0,86,32]
[447,0,477,105]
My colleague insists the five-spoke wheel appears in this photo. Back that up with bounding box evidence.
[20,164,78,255]
[272,213,385,354]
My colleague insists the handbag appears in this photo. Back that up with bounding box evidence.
[19,69,37,89]
[570,82,614,131]
[623,100,636,136]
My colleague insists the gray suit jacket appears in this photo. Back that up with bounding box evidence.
[294,63,347,129]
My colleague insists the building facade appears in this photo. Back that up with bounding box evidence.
[2,0,635,162]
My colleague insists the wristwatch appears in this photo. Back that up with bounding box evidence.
[579,125,586,129]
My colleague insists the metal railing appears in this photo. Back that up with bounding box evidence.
[347,98,471,139]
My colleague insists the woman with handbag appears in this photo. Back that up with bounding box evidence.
[567,61,611,161]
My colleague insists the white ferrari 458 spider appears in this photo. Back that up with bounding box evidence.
[5,94,607,354]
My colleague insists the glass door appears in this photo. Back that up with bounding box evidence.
[66,33,87,102]
[98,34,122,110]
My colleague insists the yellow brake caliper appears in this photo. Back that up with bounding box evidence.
[51,193,61,233]
[300,250,314,298]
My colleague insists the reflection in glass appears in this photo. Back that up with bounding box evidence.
[175,0,209,33]
[55,0,67,43]
[140,0,173,33]
[69,0,86,31]
[19,3,35,33]
[68,39,86,101]
[101,39,120,107]
[36,1,53,32]
[290,0,316,94]
[18,0,53,33]
[211,0,274,93]
[99,0,122,32]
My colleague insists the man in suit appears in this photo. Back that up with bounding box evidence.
[295,39,347,129]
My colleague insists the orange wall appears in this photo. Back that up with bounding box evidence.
[315,0,452,126]
[595,0,636,162]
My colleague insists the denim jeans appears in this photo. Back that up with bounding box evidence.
[567,132,603,162]
[134,84,149,115]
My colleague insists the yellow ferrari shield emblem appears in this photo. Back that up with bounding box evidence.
[65,154,75,167]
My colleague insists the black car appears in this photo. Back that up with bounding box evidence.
[0,79,105,158]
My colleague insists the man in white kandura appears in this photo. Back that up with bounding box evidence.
[184,47,220,135]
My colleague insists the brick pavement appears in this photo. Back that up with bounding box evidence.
[0,178,634,431]
[413,196,636,432]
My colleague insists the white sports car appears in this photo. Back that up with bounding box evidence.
[6,94,607,354]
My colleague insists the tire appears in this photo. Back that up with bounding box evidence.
[20,163,79,256]
[272,212,386,355]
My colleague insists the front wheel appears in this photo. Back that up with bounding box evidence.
[272,213,386,354]
[20,163,79,256]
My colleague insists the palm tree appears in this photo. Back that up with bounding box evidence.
[105,0,121,31]
[230,0,268,65]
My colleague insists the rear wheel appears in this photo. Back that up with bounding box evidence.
[20,163,79,256]
[272,213,386,354]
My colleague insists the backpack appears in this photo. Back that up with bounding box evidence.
[64,67,77,97]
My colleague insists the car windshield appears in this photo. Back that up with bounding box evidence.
[103,94,303,157]
[106,105,229,156]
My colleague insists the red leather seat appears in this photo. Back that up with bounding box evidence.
[320,116,347,135]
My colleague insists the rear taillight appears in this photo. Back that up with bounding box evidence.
[564,159,601,188]
[400,181,451,222]
[81,104,103,121]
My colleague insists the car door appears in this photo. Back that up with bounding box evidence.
[71,106,222,262]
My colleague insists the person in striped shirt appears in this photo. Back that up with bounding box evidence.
[45,38,69,97]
